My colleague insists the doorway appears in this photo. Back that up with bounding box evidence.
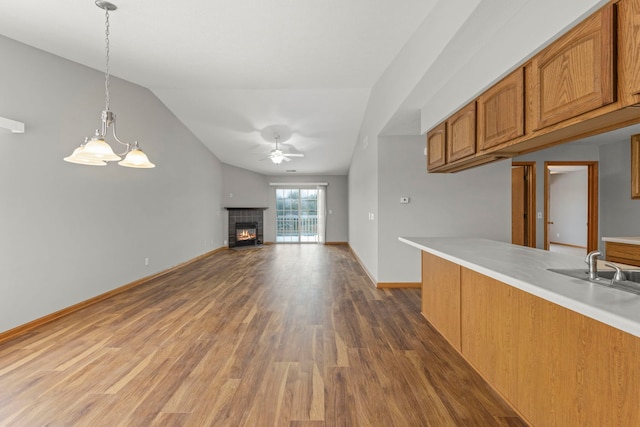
[511,162,536,247]
[275,188,319,242]
[544,161,598,253]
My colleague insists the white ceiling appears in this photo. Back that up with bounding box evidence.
[0,0,441,175]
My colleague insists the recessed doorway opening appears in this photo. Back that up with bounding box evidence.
[544,161,598,254]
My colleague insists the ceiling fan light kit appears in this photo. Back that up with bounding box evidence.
[63,1,155,169]
[268,133,304,164]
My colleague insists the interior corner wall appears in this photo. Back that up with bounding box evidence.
[221,164,349,244]
[221,164,270,243]
[348,134,379,281]
[346,1,487,283]
[377,135,511,283]
[0,35,223,333]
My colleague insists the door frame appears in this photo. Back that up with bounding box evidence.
[512,162,536,248]
[544,161,598,252]
[275,187,320,243]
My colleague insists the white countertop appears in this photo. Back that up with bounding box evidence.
[399,236,640,338]
[602,236,640,245]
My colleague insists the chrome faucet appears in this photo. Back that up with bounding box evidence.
[585,250,602,280]
[604,262,627,284]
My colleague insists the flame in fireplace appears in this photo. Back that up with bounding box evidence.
[237,229,257,241]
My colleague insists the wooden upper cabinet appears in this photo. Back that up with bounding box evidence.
[447,102,476,162]
[618,0,640,105]
[426,122,446,171]
[530,5,615,130]
[477,69,525,151]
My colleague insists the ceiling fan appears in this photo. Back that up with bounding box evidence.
[268,133,304,164]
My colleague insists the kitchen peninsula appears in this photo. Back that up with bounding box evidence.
[400,237,640,427]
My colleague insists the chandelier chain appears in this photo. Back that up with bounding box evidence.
[104,7,111,111]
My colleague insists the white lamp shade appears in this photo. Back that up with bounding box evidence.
[75,137,121,161]
[63,146,107,166]
[118,148,155,168]
[270,150,284,164]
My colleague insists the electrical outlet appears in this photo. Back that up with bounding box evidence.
[400,196,410,204]
[144,257,149,266]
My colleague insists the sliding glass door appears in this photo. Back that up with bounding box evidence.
[276,188,319,242]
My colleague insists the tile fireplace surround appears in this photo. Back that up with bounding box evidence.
[225,207,267,248]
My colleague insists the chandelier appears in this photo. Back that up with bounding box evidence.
[64,1,155,168]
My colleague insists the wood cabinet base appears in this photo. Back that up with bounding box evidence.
[421,251,640,426]
[605,241,640,266]
[461,268,640,426]
[421,252,461,350]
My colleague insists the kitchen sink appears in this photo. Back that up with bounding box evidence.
[598,269,640,282]
[548,268,640,295]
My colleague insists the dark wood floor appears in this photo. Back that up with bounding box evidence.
[0,244,526,426]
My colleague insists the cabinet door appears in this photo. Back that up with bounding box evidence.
[426,122,446,171]
[422,251,461,350]
[446,102,476,162]
[618,0,640,104]
[477,69,524,151]
[531,5,614,130]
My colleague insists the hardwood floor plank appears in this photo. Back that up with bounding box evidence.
[324,367,358,427]
[0,244,525,426]
[151,412,192,427]
[242,361,291,425]
[104,350,160,395]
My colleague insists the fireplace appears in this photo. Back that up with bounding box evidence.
[226,207,267,248]
[235,222,258,246]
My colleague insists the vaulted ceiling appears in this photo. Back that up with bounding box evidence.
[1,0,609,175]
[1,0,440,175]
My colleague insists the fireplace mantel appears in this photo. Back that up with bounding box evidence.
[224,207,268,210]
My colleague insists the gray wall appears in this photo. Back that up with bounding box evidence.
[348,135,379,279]
[0,36,223,333]
[600,140,640,246]
[222,164,348,243]
[549,169,587,247]
[377,135,511,283]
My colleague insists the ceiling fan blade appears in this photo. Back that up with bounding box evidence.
[283,153,304,157]
[283,156,292,161]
